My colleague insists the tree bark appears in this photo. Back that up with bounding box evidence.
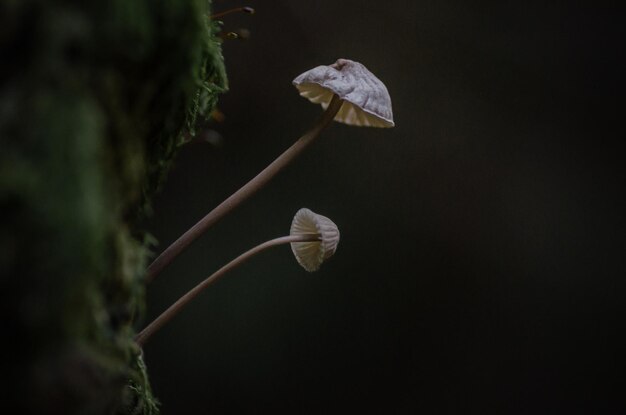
[0,1,225,413]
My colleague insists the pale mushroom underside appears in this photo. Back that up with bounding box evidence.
[290,208,340,272]
[296,83,393,128]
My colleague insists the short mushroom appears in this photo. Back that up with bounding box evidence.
[290,208,340,272]
[135,209,339,346]
[146,59,393,282]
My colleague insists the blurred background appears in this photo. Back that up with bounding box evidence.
[143,1,624,412]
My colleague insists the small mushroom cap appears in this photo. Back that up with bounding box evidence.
[293,59,394,128]
[290,208,340,272]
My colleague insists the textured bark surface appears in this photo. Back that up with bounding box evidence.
[0,1,225,413]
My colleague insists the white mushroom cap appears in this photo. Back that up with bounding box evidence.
[293,59,394,128]
[290,208,340,272]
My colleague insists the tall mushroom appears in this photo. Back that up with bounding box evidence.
[293,58,394,128]
[146,59,394,282]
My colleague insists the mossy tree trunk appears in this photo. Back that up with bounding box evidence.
[0,1,226,413]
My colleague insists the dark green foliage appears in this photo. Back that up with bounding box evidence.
[0,0,225,413]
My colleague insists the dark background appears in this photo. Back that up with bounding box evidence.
[143,1,624,413]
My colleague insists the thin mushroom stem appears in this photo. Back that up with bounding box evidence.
[135,234,321,347]
[146,94,344,283]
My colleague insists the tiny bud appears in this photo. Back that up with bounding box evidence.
[218,29,251,41]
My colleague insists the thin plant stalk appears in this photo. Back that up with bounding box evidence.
[210,6,255,19]
[146,94,344,283]
[136,234,320,346]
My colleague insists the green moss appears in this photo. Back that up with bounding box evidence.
[0,0,226,413]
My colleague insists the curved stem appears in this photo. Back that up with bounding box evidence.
[146,94,343,283]
[136,234,320,347]
[210,7,255,20]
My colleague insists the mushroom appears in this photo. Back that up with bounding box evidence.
[290,208,340,272]
[146,59,393,283]
[135,209,339,346]
[293,58,394,128]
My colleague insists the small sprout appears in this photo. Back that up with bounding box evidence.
[233,28,251,40]
[210,6,255,20]
[211,6,255,42]
[293,58,394,128]
[218,28,251,41]
[222,31,239,40]
[290,208,340,272]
